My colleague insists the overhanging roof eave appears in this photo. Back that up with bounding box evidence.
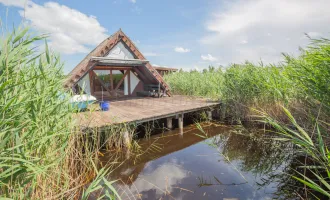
[95,62,146,67]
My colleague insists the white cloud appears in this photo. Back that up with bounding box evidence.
[174,47,190,53]
[0,1,108,54]
[201,54,218,62]
[240,40,248,44]
[130,0,136,3]
[116,162,187,199]
[201,0,330,65]
[0,0,28,7]
[307,31,322,38]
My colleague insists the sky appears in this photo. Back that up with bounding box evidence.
[0,0,330,73]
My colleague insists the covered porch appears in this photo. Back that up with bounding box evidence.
[75,57,165,101]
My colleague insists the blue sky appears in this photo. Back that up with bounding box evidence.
[1,0,330,73]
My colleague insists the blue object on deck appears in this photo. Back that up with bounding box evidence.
[71,100,94,111]
[99,101,110,111]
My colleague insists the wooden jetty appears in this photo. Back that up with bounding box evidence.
[76,95,220,128]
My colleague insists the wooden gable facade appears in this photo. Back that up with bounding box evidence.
[65,29,171,100]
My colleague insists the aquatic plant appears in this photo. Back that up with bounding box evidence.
[165,62,295,121]
[260,107,330,198]
[164,66,223,99]
[284,37,330,111]
[165,34,330,198]
[0,27,120,199]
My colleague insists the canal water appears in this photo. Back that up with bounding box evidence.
[100,123,297,200]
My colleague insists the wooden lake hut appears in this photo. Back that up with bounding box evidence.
[65,29,171,100]
[66,29,219,129]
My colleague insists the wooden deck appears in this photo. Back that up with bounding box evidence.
[75,95,220,128]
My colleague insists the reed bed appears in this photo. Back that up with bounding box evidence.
[165,63,295,121]
[165,37,330,198]
[0,27,127,199]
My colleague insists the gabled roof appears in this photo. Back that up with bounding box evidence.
[65,29,171,96]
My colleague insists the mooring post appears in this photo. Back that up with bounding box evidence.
[207,109,213,121]
[123,131,131,159]
[166,117,173,130]
[178,113,184,134]
[123,131,130,148]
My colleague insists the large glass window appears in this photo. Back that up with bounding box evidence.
[91,69,127,97]
[112,70,125,96]
[93,70,111,92]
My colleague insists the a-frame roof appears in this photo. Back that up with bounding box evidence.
[65,29,171,96]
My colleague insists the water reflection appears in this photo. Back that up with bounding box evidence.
[101,123,296,200]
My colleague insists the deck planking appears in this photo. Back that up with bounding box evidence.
[75,95,220,128]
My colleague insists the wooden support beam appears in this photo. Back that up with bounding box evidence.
[133,67,148,81]
[207,110,213,121]
[89,71,94,95]
[166,117,173,130]
[93,66,133,70]
[91,70,112,96]
[128,70,131,95]
[110,70,114,91]
[178,114,184,135]
[114,70,130,91]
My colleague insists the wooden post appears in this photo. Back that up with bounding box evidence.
[110,70,113,90]
[207,110,213,121]
[178,114,184,134]
[123,131,131,158]
[128,70,131,95]
[166,117,173,130]
[123,131,130,148]
[89,71,94,95]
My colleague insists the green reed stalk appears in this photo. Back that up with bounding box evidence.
[0,27,120,199]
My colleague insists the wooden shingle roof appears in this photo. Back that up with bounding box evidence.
[65,29,171,96]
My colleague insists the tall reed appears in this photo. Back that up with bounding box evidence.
[0,27,120,199]
[165,34,330,198]
[164,62,295,121]
[164,66,223,99]
[260,108,330,198]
